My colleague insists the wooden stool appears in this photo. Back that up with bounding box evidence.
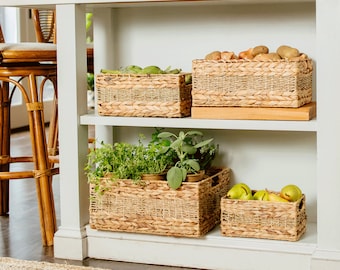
[0,26,58,246]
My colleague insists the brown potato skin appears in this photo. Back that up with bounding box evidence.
[254,52,282,61]
[238,48,254,60]
[276,45,300,59]
[251,45,269,57]
[221,51,238,60]
[205,51,221,60]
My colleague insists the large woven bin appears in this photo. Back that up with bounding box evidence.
[96,73,192,117]
[192,58,313,108]
[89,167,230,237]
[220,192,307,241]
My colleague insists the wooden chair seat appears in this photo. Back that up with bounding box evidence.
[0,43,56,63]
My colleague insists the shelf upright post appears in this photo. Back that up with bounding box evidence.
[313,0,340,267]
[53,4,89,260]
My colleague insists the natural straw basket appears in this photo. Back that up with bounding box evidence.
[96,73,192,117]
[220,192,307,241]
[192,58,313,108]
[89,168,230,237]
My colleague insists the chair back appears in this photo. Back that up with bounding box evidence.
[32,9,56,44]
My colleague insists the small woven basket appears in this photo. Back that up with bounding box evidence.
[192,58,313,108]
[96,73,192,117]
[89,167,230,237]
[220,192,307,241]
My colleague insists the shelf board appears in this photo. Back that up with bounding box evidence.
[86,222,317,269]
[80,113,317,132]
[0,0,315,8]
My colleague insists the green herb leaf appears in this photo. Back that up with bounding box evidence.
[194,138,214,148]
[166,167,184,190]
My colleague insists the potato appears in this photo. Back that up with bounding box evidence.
[251,45,269,57]
[221,51,238,60]
[205,51,221,60]
[254,53,282,61]
[238,48,254,60]
[276,45,300,59]
[289,53,309,61]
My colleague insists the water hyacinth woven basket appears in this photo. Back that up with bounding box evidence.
[220,191,307,241]
[192,58,313,108]
[89,168,230,237]
[96,73,192,117]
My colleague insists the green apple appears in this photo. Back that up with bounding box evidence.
[239,191,253,200]
[253,190,269,201]
[280,184,302,202]
[226,183,252,199]
[268,192,289,202]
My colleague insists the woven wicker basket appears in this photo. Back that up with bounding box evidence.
[192,58,313,108]
[220,192,307,241]
[89,167,230,237]
[96,73,192,117]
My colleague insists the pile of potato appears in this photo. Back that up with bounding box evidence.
[204,45,308,61]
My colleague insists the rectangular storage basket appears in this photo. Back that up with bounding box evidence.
[89,167,230,237]
[96,73,192,117]
[192,58,313,108]
[220,192,307,241]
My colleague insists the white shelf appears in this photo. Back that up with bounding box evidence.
[0,0,315,8]
[86,223,317,270]
[80,113,317,132]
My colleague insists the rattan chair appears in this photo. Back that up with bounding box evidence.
[31,9,94,153]
[32,9,94,73]
[32,9,56,44]
[0,23,58,247]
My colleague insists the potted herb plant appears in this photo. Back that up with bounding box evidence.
[85,134,175,194]
[136,134,175,180]
[157,130,218,190]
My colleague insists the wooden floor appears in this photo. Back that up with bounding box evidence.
[0,129,195,270]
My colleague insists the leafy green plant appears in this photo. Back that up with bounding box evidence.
[86,13,93,43]
[85,141,139,194]
[157,130,217,190]
[135,134,174,175]
[87,73,94,91]
[85,134,175,194]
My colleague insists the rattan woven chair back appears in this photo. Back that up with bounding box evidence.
[32,9,56,44]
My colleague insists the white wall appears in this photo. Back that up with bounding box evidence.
[0,7,19,42]
[110,3,315,73]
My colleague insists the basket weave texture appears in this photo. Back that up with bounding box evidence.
[192,59,313,108]
[96,73,192,117]
[220,192,307,241]
[89,168,230,237]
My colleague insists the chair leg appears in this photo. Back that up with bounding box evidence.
[48,98,58,158]
[0,81,10,215]
[27,74,57,246]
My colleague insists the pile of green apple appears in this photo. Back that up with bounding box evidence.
[101,65,182,75]
[226,183,302,202]
[100,65,192,84]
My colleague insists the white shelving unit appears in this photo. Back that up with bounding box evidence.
[1,0,340,269]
